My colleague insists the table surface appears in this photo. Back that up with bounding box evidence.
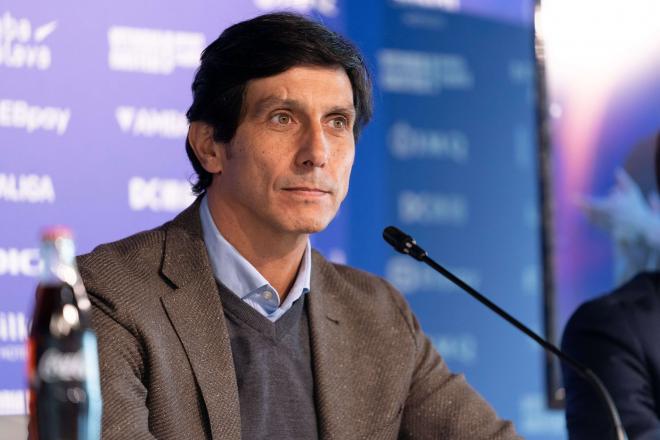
[0,415,27,439]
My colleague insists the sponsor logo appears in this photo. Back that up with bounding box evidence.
[509,59,534,84]
[0,389,27,416]
[385,255,481,294]
[430,333,477,365]
[398,191,468,225]
[0,312,28,342]
[523,202,539,229]
[513,125,533,170]
[38,348,86,382]
[128,177,195,212]
[392,0,460,11]
[0,12,56,70]
[0,344,25,362]
[115,106,188,139]
[0,248,40,277]
[0,99,71,135]
[519,393,565,436]
[521,264,539,297]
[389,121,469,162]
[108,26,205,74]
[0,173,56,204]
[378,49,473,94]
[399,12,447,31]
[392,0,461,11]
[254,0,339,16]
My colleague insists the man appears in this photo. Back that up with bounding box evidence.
[79,13,519,439]
[562,134,660,440]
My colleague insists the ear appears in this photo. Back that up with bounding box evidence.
[187,122,227,173]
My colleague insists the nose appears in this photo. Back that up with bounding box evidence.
[296,123,328,168]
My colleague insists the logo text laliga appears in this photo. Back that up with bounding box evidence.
[0,12,56,70]
[0,173,56,204]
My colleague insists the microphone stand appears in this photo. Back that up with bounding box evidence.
[383,226,626,440]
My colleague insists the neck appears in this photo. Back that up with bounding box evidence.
[205,192,307,300]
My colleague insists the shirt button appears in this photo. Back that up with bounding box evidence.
[263,290,273,300]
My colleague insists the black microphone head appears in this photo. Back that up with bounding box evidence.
[383,226,410,253]
[382,226,428,261]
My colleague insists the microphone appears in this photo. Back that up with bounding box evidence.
[382,225,626,440]
[382,226,427,261]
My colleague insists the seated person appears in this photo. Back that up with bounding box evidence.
[562,133,660,440]
[78,12,519,440]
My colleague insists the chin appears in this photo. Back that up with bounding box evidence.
[280,207,337,234]
[288,216,333,234]
[294,223,329,234]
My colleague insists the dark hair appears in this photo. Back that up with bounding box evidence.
[186,12,373,194]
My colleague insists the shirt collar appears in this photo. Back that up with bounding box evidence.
[199,195,311,309]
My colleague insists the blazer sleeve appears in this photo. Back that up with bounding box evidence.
[561,298,660,440]
[387,283,520,439]
[87,292,157,440]
[78,254,157,440]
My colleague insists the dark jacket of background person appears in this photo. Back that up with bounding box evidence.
[562,272,660,440]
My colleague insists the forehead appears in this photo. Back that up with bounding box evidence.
[243,65,354,111]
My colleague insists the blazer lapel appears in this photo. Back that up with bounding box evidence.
[308,252,409,440]
[159,201,241,440]
[308,253,376,440]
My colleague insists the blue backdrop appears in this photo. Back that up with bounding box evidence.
[1,1,563,438]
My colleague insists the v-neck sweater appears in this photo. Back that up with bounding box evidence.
[217,281,319,440]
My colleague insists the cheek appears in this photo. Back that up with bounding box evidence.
[335,154,354,200]
[338,146,355,178]
[235,143,277,180]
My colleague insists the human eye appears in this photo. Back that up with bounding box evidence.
[329,115,349,130]
[270,112,292,125]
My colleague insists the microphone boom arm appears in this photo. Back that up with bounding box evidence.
[383,226,626,440]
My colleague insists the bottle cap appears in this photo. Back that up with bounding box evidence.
[41,226,74,242]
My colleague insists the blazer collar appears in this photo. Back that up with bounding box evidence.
[160,197,242,440]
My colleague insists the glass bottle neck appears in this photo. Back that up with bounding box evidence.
[40,236,78,285]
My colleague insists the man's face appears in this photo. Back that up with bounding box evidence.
[213,65,356,237]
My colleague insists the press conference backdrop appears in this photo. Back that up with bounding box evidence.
[0,1,562,438]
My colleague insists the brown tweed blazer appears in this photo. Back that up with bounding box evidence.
[77,200,519,440]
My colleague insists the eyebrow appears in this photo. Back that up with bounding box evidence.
[252,96,356,119]
[252,97,299,116]
[327,105,357,119]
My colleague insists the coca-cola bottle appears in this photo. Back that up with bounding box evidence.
[27,227,101,440]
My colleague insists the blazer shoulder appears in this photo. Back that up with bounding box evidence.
[563,272,660,356]
[570,272,660,325]
[78,224,168,276]
[607,271,660,308]
[76,223,171,315]
[313,251,417,338]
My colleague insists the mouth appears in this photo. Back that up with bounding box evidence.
[282,187,331,196]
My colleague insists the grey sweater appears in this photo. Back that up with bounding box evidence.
[218,282,318,439]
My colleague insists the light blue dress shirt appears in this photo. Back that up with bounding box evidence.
[199,195,311,322]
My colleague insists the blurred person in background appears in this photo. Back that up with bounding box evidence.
[562,132,660,440]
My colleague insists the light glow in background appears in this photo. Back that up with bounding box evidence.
[540,0,660,328]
